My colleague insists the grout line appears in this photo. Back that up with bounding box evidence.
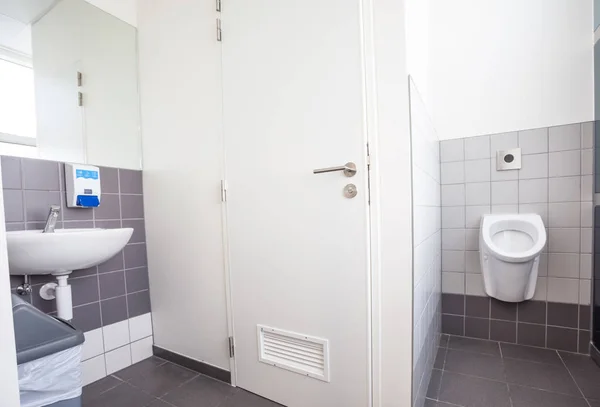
[557,351,592,406]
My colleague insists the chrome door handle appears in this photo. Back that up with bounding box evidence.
[313,162,356,177]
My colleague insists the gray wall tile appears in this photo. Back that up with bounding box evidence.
[466,183,491,205]
[518,179,548,204]
[549,229,580,253]
[71,276,100,306]
[582,122,594,149]
[519,128,548,155]
[442,207,465,229]
[95,194,121,220]
[491,181,518,205]
[441,139,464,162]
[547,326,578,352]
[124,244,148,269]
[126,268,149,293]
[549,150,581,177]
[581,149,594,175]
[465,136,491,160]
[128,290,151,318]
[101,296,128,325]
[491,159,518,181]
[99,271,126,299]
[3,190,23,222]
[466,206,491,228]
[98,251,124,274]
[549,176,580,202]
[490,320,516,343]
[491,204,518,214]
[21,158,60,191]
[441,162,465,184]
[517,323,546,347]
[121,194,144,219]
[519,203,548,224]
[465,159,491,183]
[518,301,546,324]
[122,219,146,243]
[95,220,122,229]
[442,229,466,251]
[72,302,102,332]
[24,191,61,222]
[548,203,581,228]
[442,184,465,206]
[519,154,548,179]
[119,169,143,194]
[100,167,119,193]
[1,156,21,189]
[442,250,465,272]
[549,124,581,152]
[61,194,94,221]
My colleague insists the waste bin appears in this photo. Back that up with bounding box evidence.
[12,295,85,407]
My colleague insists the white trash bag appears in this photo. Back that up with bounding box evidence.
[18,345,83,407]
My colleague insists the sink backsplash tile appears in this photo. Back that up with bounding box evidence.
[2,155,151,333]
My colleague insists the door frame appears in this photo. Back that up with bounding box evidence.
[219,0,411,404]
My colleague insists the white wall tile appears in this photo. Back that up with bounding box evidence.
[442,207,465,229]
[491,181,518,205]
[465,251,481,274]
[548,124,581,152]
[442,184,465,206]
[579,280,591,305]
[548,229,580,253]
[466,206,491,228]
[519,203,548,225]
[441,139,464,162]
[548,202,580,228]
[131,336,154,364]
[581,228,592,254]
[518,154,548,180]
[465,229,480,250]
[549,176,580,202]
[82,355,107,386]
[547,277,579,304]
[105,345,132,375]
[466,182,491,205]
[83,329,105,362]
[465,159,491,183]
[581,149,593,175]
[129,313,153,342]
[519,179,548,204]
[441,162,464,184]
[465,136,491,160]
[581,175,593,202]
[518,128,548,155]
[538,253,548,276]
[103,320,130,352]
[547,253,580,278]
[491,132,518,153]
[581,202,593,228]
[548,150,581,177]
[580,254,592,279]
[466,274,485,296]
[533,277,547,301]
[442,250,465,272]
[442,229,465,250]
[492,205,518,214]
[442,272,465,294]
[581,122,594,149]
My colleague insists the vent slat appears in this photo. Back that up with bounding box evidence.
[263,338,325,357]
[264,350,325,370]
[263,345,325,366]
[263,333,323,351]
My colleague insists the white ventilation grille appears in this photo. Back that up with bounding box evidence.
[257,325,330,382]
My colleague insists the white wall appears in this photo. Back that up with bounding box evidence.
[84,0,137,27]
[137,0,230,370]
[429,0,593,140]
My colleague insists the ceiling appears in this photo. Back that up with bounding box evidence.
[0,0,60,24]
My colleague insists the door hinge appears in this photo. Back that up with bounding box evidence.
[77,71,83,87]
[217,18,222,42]
[78,92,83,107]
[221,180,227,202]
[216,0,221,12]
[228,336,235,358]
[366,143,371,205]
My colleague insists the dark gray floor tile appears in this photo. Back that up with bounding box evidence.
[439,334,449,347]
[162,375,238,407]
[148,400,174,406]
[434,347,446,369]
[84,383,156,407]
[438,371,510,407]
[444,349,505,381]
[427,369,442,399]
[126,362,199,397]
[569,367,600,400]
[83,375,123,402]
[220,390,283,407]
[500,343,562,365]
[559,351,599,373]
[588,399,600,407]
[503,358,580,396]
[424,399,437,407]
[114,357,168,381]
[447,336,501,356]
[509,384,589,407]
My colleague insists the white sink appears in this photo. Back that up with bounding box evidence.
[7,228,133,275]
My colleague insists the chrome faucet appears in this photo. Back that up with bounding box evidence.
[43,205,60,233]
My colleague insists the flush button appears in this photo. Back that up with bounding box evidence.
[497,148,522,171]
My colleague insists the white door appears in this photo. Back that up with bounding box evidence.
[222,1,371,406]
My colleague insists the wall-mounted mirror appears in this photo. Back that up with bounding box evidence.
[0,0,141,169]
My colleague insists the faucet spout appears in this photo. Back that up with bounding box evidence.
[43,205,60,233]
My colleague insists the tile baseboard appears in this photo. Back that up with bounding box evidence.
[152,345,231,384]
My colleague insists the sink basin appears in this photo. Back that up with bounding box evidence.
[7,228,133,275]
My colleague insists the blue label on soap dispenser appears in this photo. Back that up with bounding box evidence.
[76,169,99,180]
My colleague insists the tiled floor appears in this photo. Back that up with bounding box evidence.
[427,335,600,407]
[83,357,283,407]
